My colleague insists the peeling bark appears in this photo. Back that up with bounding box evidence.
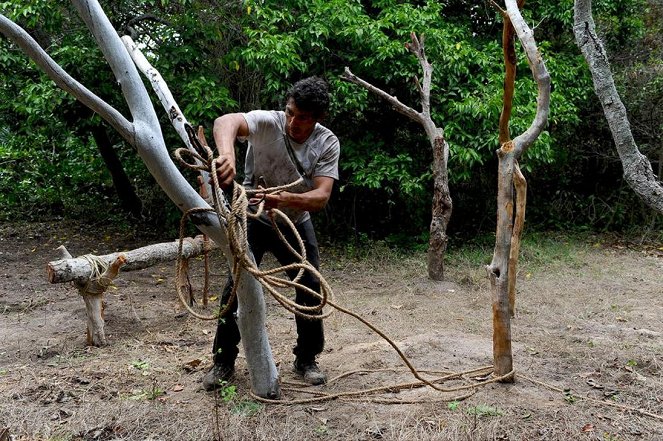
[488,0,550,381]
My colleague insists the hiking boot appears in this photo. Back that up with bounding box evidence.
[202,364,235,391]
[294,358,327,385]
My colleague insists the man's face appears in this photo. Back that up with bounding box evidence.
[285,98,318,144]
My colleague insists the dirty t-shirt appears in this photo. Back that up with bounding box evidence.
[241,110,340,225]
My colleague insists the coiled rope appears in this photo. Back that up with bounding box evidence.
[172,129,510,401]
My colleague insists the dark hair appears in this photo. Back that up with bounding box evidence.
[285,77,330,118]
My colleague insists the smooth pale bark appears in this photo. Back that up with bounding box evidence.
[341,33,452,281]
[0,1,279,398]
[487,0,550,380]
[574,0,663,214]
[47,236,214,284]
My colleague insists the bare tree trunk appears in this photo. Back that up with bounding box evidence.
[428,136,452,280]
[489,144,516,379]
[488,0,550,381]
[341,33,452,281]
[574,0,663,214]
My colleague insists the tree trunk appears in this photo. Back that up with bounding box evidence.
[487,146,515,381]
[485,0,550,382]
[574,0,663,214]
[90,124,142,218]
[0,2,280,398]
[48,235,214,284]
[428,136,452,280]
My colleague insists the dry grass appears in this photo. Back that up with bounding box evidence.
[0,222,661,440]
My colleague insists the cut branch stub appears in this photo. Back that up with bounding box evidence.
[73,254,126,346]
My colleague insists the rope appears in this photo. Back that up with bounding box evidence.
[172,139,332,322]
[171,130,509,402]
[78,254,111,294]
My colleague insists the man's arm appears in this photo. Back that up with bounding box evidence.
[212,113,249,187]
[259,176,334,212]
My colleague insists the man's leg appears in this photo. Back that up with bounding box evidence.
[270,219,326,384]
[202,275,240,390]
[203,218,267,390]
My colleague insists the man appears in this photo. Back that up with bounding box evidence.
[203,77,340,390]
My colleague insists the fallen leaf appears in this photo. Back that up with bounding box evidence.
[390,304,403,310]
[183,359,202,372]
[581,423,594,432]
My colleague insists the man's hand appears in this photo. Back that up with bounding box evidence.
[213,154,236,188]
[249,192,282,210]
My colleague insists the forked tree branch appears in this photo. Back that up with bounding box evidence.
[72,0,157,128]
[341,32,442,143]
[504,0,550,157]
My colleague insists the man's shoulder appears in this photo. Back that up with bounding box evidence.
[312,123,340,149]
[244,109,284,123]
[244,110,285,134]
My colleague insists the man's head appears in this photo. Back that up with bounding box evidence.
[284,77,329,143]
[286,77,330,118]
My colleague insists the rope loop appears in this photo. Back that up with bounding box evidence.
[172,136,329,322]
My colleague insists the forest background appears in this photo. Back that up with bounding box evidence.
[1,0,661,246]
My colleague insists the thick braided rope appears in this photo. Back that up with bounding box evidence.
[172,145,334,322]
[172,140,517,401]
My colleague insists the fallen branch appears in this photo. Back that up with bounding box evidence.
[47,235,215,284]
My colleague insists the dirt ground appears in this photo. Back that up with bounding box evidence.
[0,221,661,441]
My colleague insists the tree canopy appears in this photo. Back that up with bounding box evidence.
[0,0,659,241]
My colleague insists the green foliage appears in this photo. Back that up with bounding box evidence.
[217,380,237,403]
[231,399,263,416]
[0,0,658,240]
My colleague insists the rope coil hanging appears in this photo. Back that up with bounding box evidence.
[172,133,335,323]
[170,131,511,401]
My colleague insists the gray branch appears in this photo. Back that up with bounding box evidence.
[1,0,281,398]
[341,67,423,125]
[574,0,663,214]
[0,13,133,140]
[504,0,551,157]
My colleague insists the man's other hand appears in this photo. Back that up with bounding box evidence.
[249,193,282,210]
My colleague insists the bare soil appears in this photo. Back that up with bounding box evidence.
[0,221,661,441]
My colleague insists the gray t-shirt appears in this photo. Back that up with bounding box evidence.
[241,110,340,224]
